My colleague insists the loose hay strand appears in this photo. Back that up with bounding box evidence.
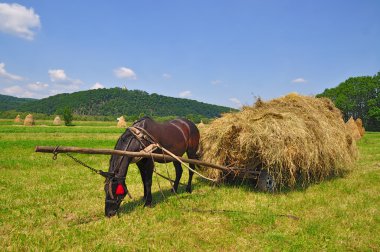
[198,94,358,189]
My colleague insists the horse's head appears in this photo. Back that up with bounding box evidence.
[104,127,143,217]
[104,174,128,217]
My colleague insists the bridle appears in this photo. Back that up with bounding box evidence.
[104,175,130,204]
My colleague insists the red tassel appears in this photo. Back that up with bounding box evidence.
[115,184,125,195]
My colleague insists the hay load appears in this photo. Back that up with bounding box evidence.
[53,116,62,125]
[117,116,127,128]
[198,94,357,189]
[346,117,361,140]
[355,118,365,137]
[23,114,35,126]
[14,115,21,123]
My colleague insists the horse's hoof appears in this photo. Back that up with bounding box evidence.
[144,203,153,208]
[186,187,192,193]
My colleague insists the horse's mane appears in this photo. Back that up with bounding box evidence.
[133,116,153,125]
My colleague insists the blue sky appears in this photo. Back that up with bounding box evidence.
[0,1,379,108]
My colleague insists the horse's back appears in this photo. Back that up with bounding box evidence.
[136,117,200,156]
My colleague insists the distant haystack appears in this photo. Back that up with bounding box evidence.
[117,116,127,128]
[346,117,361,141]
[355,118,365,137]
[14,115,21,123]
[53,116,62,125]
[197,120,205,128]
[24,114,35,126]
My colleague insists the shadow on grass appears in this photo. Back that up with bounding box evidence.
[118,187,189,215]
[200,171,350,195]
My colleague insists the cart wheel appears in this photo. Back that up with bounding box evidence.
[256,170,276,192]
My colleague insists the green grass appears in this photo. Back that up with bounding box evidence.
[1,120,379,251]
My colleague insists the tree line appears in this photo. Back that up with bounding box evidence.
[1,88,235,123]
[317,72,380,131]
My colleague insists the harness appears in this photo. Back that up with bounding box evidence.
[169,120,189,149]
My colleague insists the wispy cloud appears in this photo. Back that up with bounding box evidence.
[211,80,222,85]
[162,73,172,79]
[27,82,49,91]
[179,90,192,98]
[0,3,40,40]
[48,69,83,91]
[91,82,104,89]
[292,78,307,83]
[1,85,34,98]
[114,67,137,79]
[48,69,67,82]
[0,62,23,81]
[229,97,243,108]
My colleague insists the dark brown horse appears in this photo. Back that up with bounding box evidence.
[104,116,200,217]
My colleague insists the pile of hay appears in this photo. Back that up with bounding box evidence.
[24,114,35,126]
[355,118,365,137]
[117,116,127,128]
[53,116,62,125]
[14,115,21,123]
[198,93,358,189]
[346,117,361,140]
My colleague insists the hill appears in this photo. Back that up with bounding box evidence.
[1,88,235,119]
[0,94,36,111]
[317,72,380,131]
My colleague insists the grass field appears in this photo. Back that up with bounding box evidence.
[1,120,379,251]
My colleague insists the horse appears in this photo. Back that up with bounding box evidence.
[104,116,200,217]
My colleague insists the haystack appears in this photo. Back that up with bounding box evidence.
[346,117,361,140]
[198,93,357,189]
[117,116,127,128]
[53,116,62,125]
[355,118,365,137]
[14,115,21,123]
[24,114,35,126]
[197,120,205,128]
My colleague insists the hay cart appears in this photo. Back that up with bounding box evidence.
[35,146,276,192]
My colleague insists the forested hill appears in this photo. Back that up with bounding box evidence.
[10,88,235,118]
[317,72,380,131]
[0,94,36,111]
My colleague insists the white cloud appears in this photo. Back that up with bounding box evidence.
[0,3,40,40]
[211,80,222,85]
[27,81,49,91]
[48,69,67,82]
[0,62,23,81]
[1,85,34,98]
[179,90,192,98]
[91,82,104,89]
[229,97,243,108]
[114,67,136,79]
[162,73,171,79]
[48,69,82,91]
[292,78,307,83]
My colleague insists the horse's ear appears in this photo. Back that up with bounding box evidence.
[115,184,125,195]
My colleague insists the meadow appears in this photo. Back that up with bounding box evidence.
[0,119,379,251]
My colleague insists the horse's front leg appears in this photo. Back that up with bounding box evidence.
[143,159,154,207]
[137,160,147,200]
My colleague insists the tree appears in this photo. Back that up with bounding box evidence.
[62,106,73,126]
[317,72,380,131]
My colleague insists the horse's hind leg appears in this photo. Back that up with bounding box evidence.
[173,161,183,193]
[186,152,197,193]
[186,164,195,193]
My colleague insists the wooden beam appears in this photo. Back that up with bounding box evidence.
[35,146,258,174]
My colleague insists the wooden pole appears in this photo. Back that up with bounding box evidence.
[35,146,256,174]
